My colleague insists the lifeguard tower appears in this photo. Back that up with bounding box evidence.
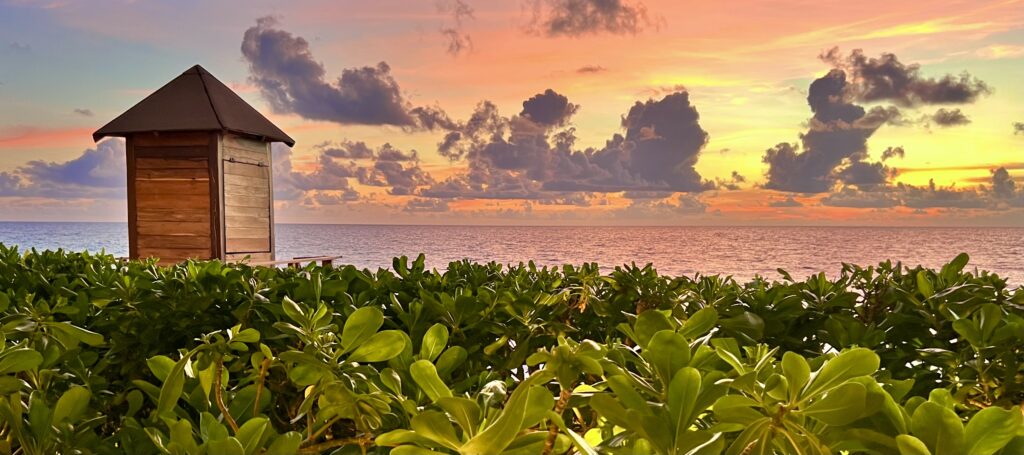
[94,65,294,263]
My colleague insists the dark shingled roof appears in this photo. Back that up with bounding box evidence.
[93,65,295,146]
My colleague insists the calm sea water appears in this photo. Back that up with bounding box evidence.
[0,222,1021,284]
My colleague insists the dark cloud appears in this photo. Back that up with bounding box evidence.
[299,190,359,206]
[73,108,94,117]
[576,65,607,74]
[404,198,450,212]
[821,168,1024,210]
[438,0,474,56]
[622,190,673,199]
[356,159,433,195]
[520,89,579,127]
[424,89,713,200]
[241,17,452,129]
[821,48,991,107]
[528,0,651,37]
[929,108,971,127]
[762,69,897,193]
[762,49,987,194]
[272,140,434,201]
[990,167,1017,200]
[537,192,593,206]
[0,140,125,199]
[769,196,803,207]
[820,188,899,208]
[715,171,746,190]
[1014,122,1024,135]
[880,146,905,161]
[834,161,895,188]
[613,193,708,218]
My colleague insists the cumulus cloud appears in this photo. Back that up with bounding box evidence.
[769,196,803,207]
[763,49,990,194]
[820,47,991,107]
[929,108,971,127]
[880,146,905,161]
[821,167,1024,210]
[0,140,125,199]
[423,88,713,200]
[527,0,652,37]
[272,140,435,202]
[404,198,450,212]
[438,0,474,56]
[520,89,579,127]
[241,17,455,129]
[613,193,707,218]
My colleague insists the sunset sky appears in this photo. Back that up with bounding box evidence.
[1,0,1022,225]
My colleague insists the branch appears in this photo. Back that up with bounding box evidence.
[214,355,240,433]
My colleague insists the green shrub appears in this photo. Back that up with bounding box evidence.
[0,244,1021,454]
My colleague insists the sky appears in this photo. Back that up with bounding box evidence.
[0,0,1022,225]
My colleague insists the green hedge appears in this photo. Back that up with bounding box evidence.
[0,244,1022,454]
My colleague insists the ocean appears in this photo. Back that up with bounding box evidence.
[1,222,1022,284]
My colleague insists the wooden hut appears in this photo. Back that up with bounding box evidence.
[94,65,294,263]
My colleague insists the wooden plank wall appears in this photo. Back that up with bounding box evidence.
[131,133,214,263]
[222,133,273,258]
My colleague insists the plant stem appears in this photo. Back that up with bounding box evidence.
[303,415,342,445]
[253,356,271,417]
[297,436,371,454]
[542,387,573,455]
[214,355,240,433]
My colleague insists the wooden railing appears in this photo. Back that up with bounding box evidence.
[247,255,342,268]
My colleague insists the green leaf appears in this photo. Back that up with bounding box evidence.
[391,446,445,455]
[411,410,461,450]
[0,349,43,375]
[348,330,407,363]
[200,411,229,442]
[157,348,202,418]
[410,360,452,402]
[521,386,554,430]
[911,401,964,455]
[376,429,442,447]
[51,386,90,425]
[341,307,384,352]
[207,437,245,455]
[236,417,269,455]
[896,435,932,455]
[461,376,549,455]
[963,406,1022,455]
[169,419,199,454]
[782,352,810,401]
[917,271,934,299]
[634,310,674,348]
[281,297,306,325]
[265,432,302,455]
[605,375,650,414]
[680,307,718,339]
[802,382,865,426]
[668,367,702,447]
[52,322,105,347]
[437,397,481,437]
[147,355,176,382]
[803,348,879,398]
[435,346,468,377]
[420,323,449,362]
[643,330,691,384]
